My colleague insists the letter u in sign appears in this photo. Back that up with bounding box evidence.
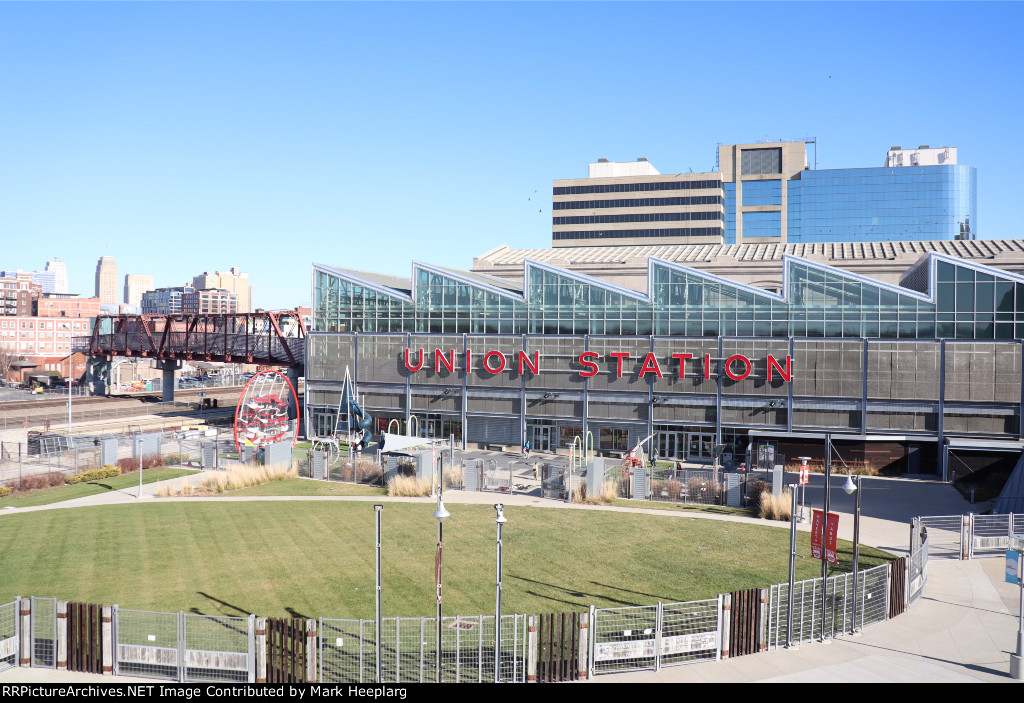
[404,348,425,372]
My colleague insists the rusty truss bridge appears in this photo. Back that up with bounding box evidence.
[79,311,307,368]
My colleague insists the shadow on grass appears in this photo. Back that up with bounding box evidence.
[195,591,251,616]
[589,581,678,602]
[509,574,640,608]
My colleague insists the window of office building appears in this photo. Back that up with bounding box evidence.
[741,148,782,175]
[743,211,782,238]
[741,180,782,206]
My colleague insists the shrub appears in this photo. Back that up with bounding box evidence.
[65,465,121,485]
[650,480,663,499]
[0,487,11,498]
[356,460,383,486]
[118,454,165,474]
[20,472,65,491]
[582,479,618,505]
[444,466,462,489]
[688,476,723,503]
[666,480,682,502]
[164,453,192,466]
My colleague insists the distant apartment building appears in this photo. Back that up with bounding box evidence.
[0,315,91,378]
[95,256,118,305]
[123,274,154,307]
[193,268,252,312]
[552,141,976,247]
[0,273,41,317]
[34,293,101,319]
[140,286,193,315]
[181,288,238,315]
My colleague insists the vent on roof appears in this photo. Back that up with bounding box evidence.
[597,158,609,163]
[637,157,648,162]
[890,146,902,151]
[918,145,930,149]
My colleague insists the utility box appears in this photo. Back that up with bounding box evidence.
[100,438,119,467]
[725,473,742,507]
[264,441,292,467]
[310,450,326,480]
[586,458,606,497]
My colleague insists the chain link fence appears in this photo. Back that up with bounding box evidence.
[30,597,56,668]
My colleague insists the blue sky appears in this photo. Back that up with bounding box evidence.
[1,2,1021,310]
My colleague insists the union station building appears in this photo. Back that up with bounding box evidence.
[304,239,1024,478]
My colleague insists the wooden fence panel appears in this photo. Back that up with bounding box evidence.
[67,603,103,674]
[728,589,762,657]
[888,557,907,619]
[266,617,307,684]
[536,612,578,683]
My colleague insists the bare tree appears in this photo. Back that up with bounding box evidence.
[0,348,26,384]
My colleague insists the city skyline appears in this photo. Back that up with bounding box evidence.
[1,2,1021,310]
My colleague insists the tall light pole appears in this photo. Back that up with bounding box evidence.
[433,495,450,683]
[819,434,831,641]
[843,474,861,633]
[494,503,507,682]
[374,504,383,683]
[787,483,798,648]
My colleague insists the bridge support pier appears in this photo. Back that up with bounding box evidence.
[156,360,182,403]
[286,365,302,437]
[86,356,112,396]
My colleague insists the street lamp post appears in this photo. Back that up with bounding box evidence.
[819,434,831,641]
[494,504,507,682]
[786,483,798,648]
[843,474,862,633]
[374,504,383,683]
[433,495,450,683]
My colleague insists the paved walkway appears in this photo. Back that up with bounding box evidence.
[1,463,1021,683]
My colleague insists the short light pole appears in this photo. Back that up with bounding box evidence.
[843,473,861,634]
[494,503,507,682]
[433,495,450,684]
[66,378,73,433]
[136,436,144,499]
[1008,534,1024,679]
[786,483,798,648]
[374,504,383,683]
[797,456,812,522]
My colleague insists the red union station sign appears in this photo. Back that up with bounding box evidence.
[403,348,793,382]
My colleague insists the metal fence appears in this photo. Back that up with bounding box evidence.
[0,399,220,434]
[908,532,930,606]
[31,597,56,668]
[0,599,17,673]
[113,608,254,683]
[917,513,1024,560]
[589,598,721,675]
[766,563,890,649]
[319,614,528,684]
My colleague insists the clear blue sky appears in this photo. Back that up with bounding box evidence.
[1,2,1021,310]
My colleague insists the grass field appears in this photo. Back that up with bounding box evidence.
[0,500,894,620]
[226,477,385,497]
[0,468,199,508]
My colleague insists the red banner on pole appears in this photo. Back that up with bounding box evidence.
[811,510,840,564]
[825,511,840,565]
[811,509,823,560]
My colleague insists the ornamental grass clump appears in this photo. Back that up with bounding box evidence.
[758,488,793,522]
[200,463,297,494]
[386,475,432,497]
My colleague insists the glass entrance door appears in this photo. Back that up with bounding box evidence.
[687,433,713,462]
[656,431,682,460]
[532,425,552,453]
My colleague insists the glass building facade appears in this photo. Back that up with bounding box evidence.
[307,253,1024,477]
[786,166,976,243]
[314,253,1024,341]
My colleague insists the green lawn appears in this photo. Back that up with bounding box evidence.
[0,468,199,508]
[609,498,757,517]
[0,500,894,620]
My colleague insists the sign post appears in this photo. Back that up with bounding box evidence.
[1009,534,1024,679]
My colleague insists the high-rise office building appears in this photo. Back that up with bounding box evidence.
[45,257,68,294]
[95,256,118,306]
[123,274,154,307]
[192,268,252,312]
[552,141,976,247]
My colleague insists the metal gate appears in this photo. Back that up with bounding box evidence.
[0,599,17,673]
[31,596,56,668]
[971,514,1012,557]
[481,460,512,493]
[319,615,527,684]
[537,612,579,682]
[917,515,966,559]
[590,599,720,675]
[266,617,310,683]
[114,609,254,682]
[541,463,566,500]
